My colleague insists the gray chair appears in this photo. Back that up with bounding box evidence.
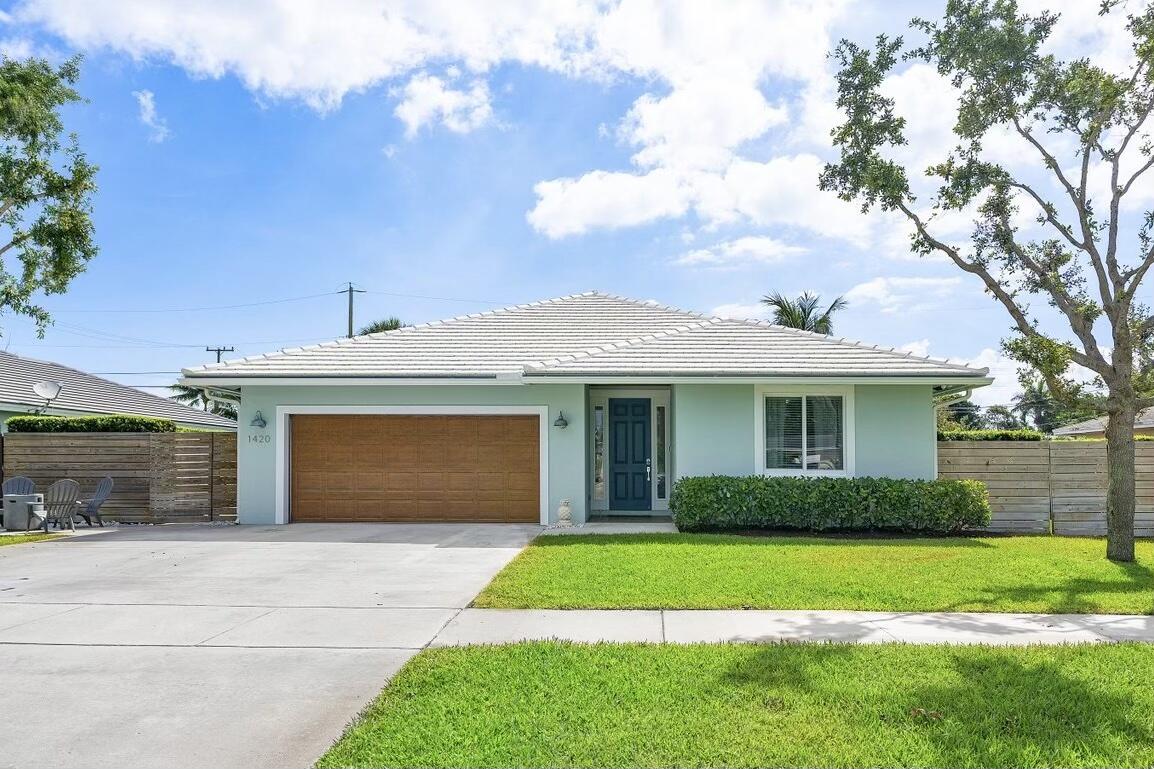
[78,476,113,527]
[40,479,81,533]
[2,476,35,496]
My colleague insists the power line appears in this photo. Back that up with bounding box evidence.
[206,345,234,363]
[50,291,339,314]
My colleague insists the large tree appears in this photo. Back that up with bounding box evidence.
[0,56,97,335]
[821,0,1154,561]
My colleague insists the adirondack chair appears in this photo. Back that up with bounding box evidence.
[78,476,113,527]
[2,476,35,495]
[40,479,80,533]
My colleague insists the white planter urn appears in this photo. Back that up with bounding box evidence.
[557,499,573,527]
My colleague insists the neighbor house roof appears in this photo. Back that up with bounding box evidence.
[1052,407,1154,435]
[0,350,236,428]
[182,291,990,383]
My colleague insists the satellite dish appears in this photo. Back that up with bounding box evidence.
[32,380,63,401]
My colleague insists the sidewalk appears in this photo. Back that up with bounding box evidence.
[433,608,1154,646]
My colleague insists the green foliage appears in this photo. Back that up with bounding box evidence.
[0,55,98,336]
[5,414,176,433]
[759,291,847,334]
[938,429,1044,441]
[169,385,238,420]
[358,316,406,335]
[669,475,989,533]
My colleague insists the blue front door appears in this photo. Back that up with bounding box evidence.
[609,398,651,511]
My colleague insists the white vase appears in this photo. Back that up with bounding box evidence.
[557,499,572,527]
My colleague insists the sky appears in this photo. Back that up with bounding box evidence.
[0,0,1143,407]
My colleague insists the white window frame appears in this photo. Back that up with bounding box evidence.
[753,385,855,477]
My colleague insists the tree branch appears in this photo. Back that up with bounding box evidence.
[896,200,1107,375]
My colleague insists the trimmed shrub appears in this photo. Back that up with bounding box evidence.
[670,475,990,533]
[937,429,1044,441]
[5,414,177,433]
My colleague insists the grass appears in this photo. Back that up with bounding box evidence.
[317,641,1154,768]
[0,533,56,547]
[473,534,1154,614]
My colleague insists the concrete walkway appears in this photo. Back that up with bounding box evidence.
[433,608,1154,646]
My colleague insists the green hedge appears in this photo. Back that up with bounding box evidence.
[937,429,1044,441]
[5,414,177,433]
[670,475,990,533]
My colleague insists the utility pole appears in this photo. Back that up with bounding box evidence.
[206,345,234,363]
[339,282,365,338]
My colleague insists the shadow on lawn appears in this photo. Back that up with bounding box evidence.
[946,561,1154,614]
[723,645,1152,767]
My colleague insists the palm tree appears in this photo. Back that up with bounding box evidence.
[358,316,405,335]
[169,385,238,420]
[1011,377,1056,432]
[760,291,847,335]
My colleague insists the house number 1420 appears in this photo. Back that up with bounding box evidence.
[248,434,271,444]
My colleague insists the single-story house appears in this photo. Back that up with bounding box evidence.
[1,350,237,432]
[181,292,992,525]
[1052,407,1154,438]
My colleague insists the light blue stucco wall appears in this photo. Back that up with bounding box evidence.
[672,384,756,477]
[853,384,937,479]
[672,383,938,481]
[236,384,587,525]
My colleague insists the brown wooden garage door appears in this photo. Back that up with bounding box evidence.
[290,414,540,522]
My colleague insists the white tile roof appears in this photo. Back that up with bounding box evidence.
[182,291,989,381]
[0,350,236,428]
[1053,407,1154,435]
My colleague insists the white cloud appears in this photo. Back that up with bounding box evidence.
[897,338,930,357]
[131,89,170,142]
[16,0,859,241]
[960,348,1021,407]
[527,168,692,238]
[675,236,804,268]
[709,301,768,320]
[845,276,963,313]
[394,73,492,137]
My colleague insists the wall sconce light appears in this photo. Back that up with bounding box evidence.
[553,411,569,429]
[250,410,267,429]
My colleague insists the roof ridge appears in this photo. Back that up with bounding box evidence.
[708,316,987,375]
[523,318,718,370]
[183,290,607,374]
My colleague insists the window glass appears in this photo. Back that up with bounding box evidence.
[655,405,667,499]
[593,405,605,500]
[764,396,803,469]
[805,395,843,470]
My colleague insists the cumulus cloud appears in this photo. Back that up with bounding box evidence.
[845,276,963,313]
[394,73,492,137]
[675,236,804,268]
[527,168,692,238]
[131,89,170,142]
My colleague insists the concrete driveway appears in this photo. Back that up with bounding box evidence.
[0,523,538,769]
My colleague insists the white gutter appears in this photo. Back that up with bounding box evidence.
[180,375,995,388]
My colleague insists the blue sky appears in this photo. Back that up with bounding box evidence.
[0,1,1134,405]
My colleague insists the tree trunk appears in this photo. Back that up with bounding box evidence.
[1104,389,1137,563]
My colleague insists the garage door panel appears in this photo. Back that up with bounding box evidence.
[291,414,540,523]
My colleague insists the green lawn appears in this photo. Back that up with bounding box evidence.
[317,642,1154,768]
[0,533,56,547]
[473,534,1154,614]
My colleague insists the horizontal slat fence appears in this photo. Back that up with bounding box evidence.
[1,432,236,523]
[938,440,1154,537]
[937,441,1051,533]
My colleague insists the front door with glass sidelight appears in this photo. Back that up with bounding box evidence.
[590,389,671,514]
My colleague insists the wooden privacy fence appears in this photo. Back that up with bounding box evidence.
[0,432,236,523]
[937,440,1154,536]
